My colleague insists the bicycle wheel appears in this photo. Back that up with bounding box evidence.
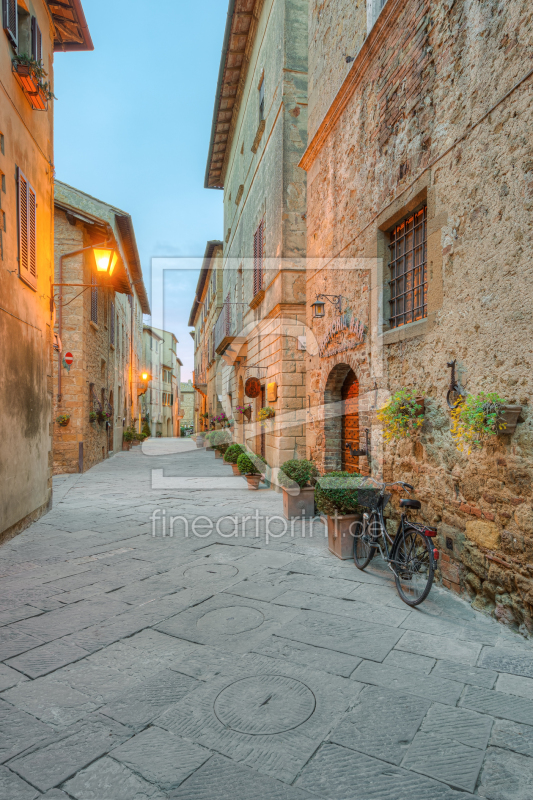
[353,514,377,570]
[393,527,434,606]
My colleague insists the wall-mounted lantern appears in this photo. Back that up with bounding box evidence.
[311,294,344,318]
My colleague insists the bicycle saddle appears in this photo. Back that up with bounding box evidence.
[400,498,421,509]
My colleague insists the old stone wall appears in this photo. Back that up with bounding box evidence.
[304,0,533,632]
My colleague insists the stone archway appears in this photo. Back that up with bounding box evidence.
[323,363,359,473]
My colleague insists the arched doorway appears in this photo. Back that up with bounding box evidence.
[323,363,359,473]
[341,370,359,473]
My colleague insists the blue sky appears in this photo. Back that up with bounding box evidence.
[53,0,227,379]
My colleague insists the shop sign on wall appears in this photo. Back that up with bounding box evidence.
[318,314,365,358]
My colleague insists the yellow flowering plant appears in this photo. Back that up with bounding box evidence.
[377,389,424,441]
[450,392,507,454]
[257,407,275,421]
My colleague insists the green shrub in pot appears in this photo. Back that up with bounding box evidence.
[237,452,267,475]
[278,459,318,489]
[224,443,244,464]
[315,471,367,516]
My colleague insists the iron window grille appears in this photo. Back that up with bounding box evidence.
[253,219,264,296]
[388,206,427,328]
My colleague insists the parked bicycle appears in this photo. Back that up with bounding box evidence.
[352,477,438,606]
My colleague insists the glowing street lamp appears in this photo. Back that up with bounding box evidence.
[93,247,118,276]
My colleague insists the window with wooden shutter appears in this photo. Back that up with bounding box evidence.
[2,0,18,48]
[17,168,37,289]
[110,301,115,344]
[91,274,98,323]
[30,16,42,61]
[253,219,264,296]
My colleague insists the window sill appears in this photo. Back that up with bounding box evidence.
[380,312,436,345]
[251,120,266,154]
[90,321,99,331]
[249,289,265,310]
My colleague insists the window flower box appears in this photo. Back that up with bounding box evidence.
[12,60,51,111]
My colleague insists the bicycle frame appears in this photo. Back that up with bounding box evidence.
[363,503,413,577]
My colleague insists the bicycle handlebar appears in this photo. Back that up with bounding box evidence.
[361,477,414,492]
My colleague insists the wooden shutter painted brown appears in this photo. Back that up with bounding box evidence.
[17,168,37,289]
[31,17,42,62]
[2,0,17,48]
[91,275,98,323]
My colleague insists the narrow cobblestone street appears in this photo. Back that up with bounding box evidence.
[1,443,532,799]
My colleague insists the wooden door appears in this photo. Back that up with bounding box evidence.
[260,385,266,458]
[341,370,359,473]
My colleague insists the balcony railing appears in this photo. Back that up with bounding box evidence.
[214,302,247,355]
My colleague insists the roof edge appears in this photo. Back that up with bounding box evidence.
[187,240,223,326]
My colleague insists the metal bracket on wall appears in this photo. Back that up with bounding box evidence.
[346,428,370,458]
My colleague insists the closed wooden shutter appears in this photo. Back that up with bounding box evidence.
[253,220,264,296]
[17,169,37,289]
[2,0,17,47]
[31,16,42,62]
[110,302,115,344]
[91,275,98,323]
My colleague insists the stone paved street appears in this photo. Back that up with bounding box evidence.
[1,442,533,799]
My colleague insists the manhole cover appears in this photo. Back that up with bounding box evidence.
[197,606,264,634]
[183,564,238,581]
[214,675,316,734]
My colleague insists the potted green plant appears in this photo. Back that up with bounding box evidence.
[123,428,134,450]
[450,392,522,453]
[278,459,318,519]
[315,471,368,559]
[89,411,97,423]
[56,413,70,427]
[237,452,267,489]
[224,443,245,475]
[141,421,151,439]
[212,429,232,458]
[377,389,425,441]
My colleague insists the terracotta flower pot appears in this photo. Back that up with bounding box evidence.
[282,486,315,519]
[326,513,362,560]
[246,474,261,490]
[122,442,131,451]
[215,450,222,459]
[196,438,205,448]
[497,405,523,436]
[231,464,241,476]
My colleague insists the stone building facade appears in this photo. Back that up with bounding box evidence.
[52,182,149,473]
[203,0,309,467]
[0,2,92,541]
[180,380,195,430]
[301,0,533,631]
[190,241,223,433]
[142,327,181,437]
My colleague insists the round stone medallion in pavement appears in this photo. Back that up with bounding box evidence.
[196,605,264,634]
[183,564,238,581]
[214,675,316,735]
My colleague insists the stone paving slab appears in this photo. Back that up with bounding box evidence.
[351,659,464,705]
[110,726,211,791]
[494,672,533,700]
[5,640,89,679]
[62,755,168,799]
[461,685,533,725]
[0,628,45,661]
[294,742,474,799]
[156,653,363,784]
[11,597,131,644]
[100,668,200,730]
[8,717,131,792]
[275,610,403,661]
[479,645,533,678]
[477,746,533,800]
[0,698,55,763]
[431,659,498,688]
[382,648,435,674]
[2,675,99,728]
[328,685,430,765]
[402,731,485,792]
[169,754,323,800]
[395,629,482,665]
[0,604,44,627]
[0,765,40,800]
[155,593,301,653]
[272,588,411,627]
[253,634,362,677]
[0,662,28,692]
[489,719,533,758]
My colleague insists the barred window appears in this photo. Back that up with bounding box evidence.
[388,206,427,328]
[253,219,264,296]
[91,275,98,323]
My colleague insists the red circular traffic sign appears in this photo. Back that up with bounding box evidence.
[64,352,74,366]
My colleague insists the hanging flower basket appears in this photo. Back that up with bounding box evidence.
[56,414,70,427]
[377,389,425,440]
[236,404,252,422]
[89,411,97,423]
